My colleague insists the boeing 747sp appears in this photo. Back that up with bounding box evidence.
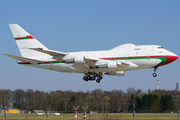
[4,24,178,83]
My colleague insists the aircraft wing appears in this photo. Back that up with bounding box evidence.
[117,61,138,67]
[29,48,67,56]
[83,57,100,67]
[85,59,137,68]
[85,57,99,62]
[117,61,129,67]
[4,54,43,63]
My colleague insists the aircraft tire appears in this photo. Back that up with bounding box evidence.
[96,79,100,83]
[83,77,87,80]
[92,77,95,80]
[94,73,98,77]
[153,73,157,77]
[99,76,103,79]
[87,76,91,80]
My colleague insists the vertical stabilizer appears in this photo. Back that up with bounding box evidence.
[9,24,49,58]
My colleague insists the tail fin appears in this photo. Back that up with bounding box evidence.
[9,24,49,58]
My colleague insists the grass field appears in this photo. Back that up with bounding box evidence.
[0,113,179,120]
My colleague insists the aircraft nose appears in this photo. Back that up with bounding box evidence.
[168,53,178,63]
[173,54,178,61]
[158,53,178,67]
[169,51,178,61]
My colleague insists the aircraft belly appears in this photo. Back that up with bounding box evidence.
[50,64,78,72]
[130,59,161,69]
[26,63,79,73]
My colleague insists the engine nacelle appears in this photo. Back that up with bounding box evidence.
[64,56,85,65]
[105,71,125,76]
[74,56,85,65]
[98,61,117,70]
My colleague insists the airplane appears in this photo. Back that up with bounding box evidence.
[4,24,178,83]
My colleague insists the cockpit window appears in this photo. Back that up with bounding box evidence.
[158,47,163,49]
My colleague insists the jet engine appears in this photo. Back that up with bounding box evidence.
[98,61,117,70]
[105,71,125,76]
[64,56,85,65]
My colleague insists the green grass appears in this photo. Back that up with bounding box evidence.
[0,113,179,120]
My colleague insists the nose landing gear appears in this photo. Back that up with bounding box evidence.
[153,73,157,77]
[153,67,158,77]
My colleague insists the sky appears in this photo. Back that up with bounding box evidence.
[1,1,180,93]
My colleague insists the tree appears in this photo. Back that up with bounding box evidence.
[147,94,154,110]
[135,96,142,112]
[153,94,160,111]
[103,96,110,113]
[142,94,148,110]
[128,94,135,112]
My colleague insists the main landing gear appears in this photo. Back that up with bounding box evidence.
[83,72,103,83]
[153,67,158,77]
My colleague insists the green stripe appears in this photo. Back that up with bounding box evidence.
[15,38,29,40]
[109,57,167,66]
[154,57,167,66]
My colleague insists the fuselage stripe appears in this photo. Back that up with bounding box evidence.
[18,55,174,67]
[15,35,34,40]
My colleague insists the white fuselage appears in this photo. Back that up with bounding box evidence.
[6,24,178,82]
[22,44,177,74]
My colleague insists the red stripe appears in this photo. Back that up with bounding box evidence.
[101,55,178,67]
[43,60,59,63]
[101,55,166,60]
[15,35,34,39]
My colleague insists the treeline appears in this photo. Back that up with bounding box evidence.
[129,93,174,112]
[0,88,179,113]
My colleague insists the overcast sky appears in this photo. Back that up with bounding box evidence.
[1,0,180,93]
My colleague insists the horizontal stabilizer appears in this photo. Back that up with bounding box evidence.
[4,54,43,63]
[29,48,67,56]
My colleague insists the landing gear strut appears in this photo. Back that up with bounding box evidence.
[83,72,103,83]
[153,67,158,77]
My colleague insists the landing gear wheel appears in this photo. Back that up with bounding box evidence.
[83,77,87,80]
[91,77,95,80]
[96,79,100,83]
[87,76,91,80]
[94,73,98,77]
[153,73,157,77]
[153,67,158,77]
[83,77,88,81]
[99,76,103,79]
